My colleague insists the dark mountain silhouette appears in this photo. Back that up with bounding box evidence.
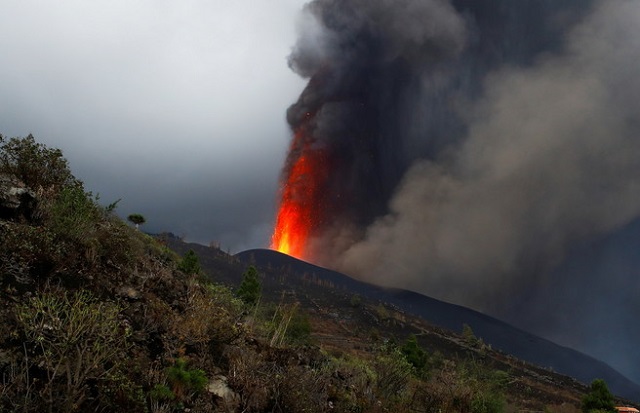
[235,248,640,402]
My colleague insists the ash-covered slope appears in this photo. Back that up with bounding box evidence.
[236,248,640,402]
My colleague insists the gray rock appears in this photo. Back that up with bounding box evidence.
[207,375,237,402]
[0,174,36,220]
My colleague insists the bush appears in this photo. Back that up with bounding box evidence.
[0,134,81,191]
[401,334,429,375]
[286,310,312,344]
[471,390,505,413]
[177,249,201,275]
[48,185,100,242]
[236,265,261,306]
[372,345,414,401]
[168,282,243,355]
[15,289,130,412]
[582,379,616,413]
[167,358,207,400]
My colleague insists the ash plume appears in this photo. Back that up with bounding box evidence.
[280,0,640,382]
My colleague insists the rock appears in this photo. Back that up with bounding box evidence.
[116,286,141,300]
[207,375,237,402]
[0,174,36,221]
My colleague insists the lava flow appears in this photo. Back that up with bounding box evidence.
[271,127,328,259]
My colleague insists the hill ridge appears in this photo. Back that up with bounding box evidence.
[235,248,640,402]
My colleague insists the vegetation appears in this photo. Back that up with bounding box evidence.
[401,334,429,375]
[0,133,81,190]
[127,213,146,229]
[0,135,630,412]
[582,379,616,413]
[177,249,201,275]
[236,265,261,306]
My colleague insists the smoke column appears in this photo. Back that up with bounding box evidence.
[273,0,640,383]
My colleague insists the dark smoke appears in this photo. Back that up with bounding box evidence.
[284,0,640,383]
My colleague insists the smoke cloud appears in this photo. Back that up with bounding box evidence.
[282,0,640,382]
[342,0,640,306]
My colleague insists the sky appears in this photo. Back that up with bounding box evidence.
[0,0,307,251]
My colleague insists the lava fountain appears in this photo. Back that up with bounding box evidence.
[271,113,329,259]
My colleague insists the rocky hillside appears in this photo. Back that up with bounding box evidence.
[1,134,637,413]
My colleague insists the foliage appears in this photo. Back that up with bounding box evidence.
[236,265,261,306]
[286,309,312,344]
[463,323,481,347]
[401,334,429,374]
[15,289,130,412]
[48,185,101,242]
[373,343,415,401]
[582,379,616,413]
[375,303,390,321]
[177,249,201,275]
[166,358,207,400]
[128,213,146,228]
[471,389,506,413]
[264,302,312,346]
[167,281,243,358]
[350,293,362,308]
[0,134,81,191]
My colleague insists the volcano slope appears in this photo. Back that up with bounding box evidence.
[163,237,640,406]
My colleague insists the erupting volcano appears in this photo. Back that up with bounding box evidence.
[268,0,640,387]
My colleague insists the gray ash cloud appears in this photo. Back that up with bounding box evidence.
[284,0,640,384]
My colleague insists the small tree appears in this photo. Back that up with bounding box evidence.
[236,265,261,306]
[401,334,428,374]
[462,323,480,347]
[177,249,201,275]
[127,213,146,229]
[582,379,616,413]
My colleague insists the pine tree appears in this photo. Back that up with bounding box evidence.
[581,379,616,413]
[177,250,201,275]
[236,265,261,306]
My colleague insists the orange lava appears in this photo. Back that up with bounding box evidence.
[271,127,327,259]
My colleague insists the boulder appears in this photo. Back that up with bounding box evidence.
[207,375,238,403]
[0,174,36,220]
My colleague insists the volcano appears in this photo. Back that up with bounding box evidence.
[269,0,640,387]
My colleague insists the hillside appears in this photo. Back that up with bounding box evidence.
[2,135,638,412]
[234,249,640,402]
[165,237,640,410]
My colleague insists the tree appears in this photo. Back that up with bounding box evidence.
[236,265,261,306]
[177,249,201,275]
[127,213,146,229]
[462,323,480,347]
[401,334,428,374]
[582,379,616,413]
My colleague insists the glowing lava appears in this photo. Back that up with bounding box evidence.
[271,127,328,259]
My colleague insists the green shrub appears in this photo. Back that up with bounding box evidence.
[582,379,616,413]
[149,384,176,401]
[48,186,100,242]
[177,249,201,275]
[350,294,362,308]
[401,334,429,375]
[0,134,81,191]
[15,289,130,412]
[471,390,505,413]
[167,358,207,400]
[373,345,414,401]
[286,310,312,344]
[236,265,261,306]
